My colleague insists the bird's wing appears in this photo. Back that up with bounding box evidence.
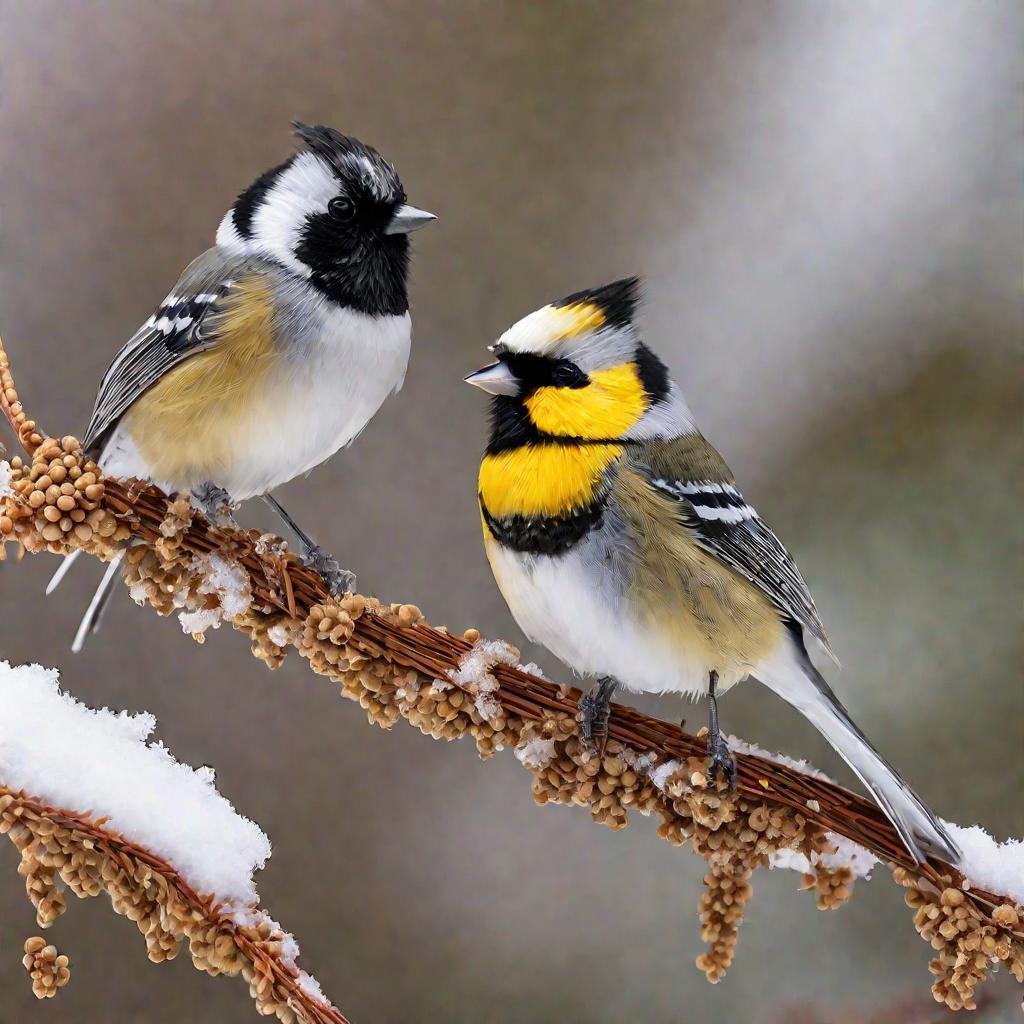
[83,248,254,455]
[630,437,837,662]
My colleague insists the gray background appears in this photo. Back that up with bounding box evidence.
[1,2,1021,1021]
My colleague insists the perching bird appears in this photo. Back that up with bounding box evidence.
[48,122,435,650]
[465,277,960,867]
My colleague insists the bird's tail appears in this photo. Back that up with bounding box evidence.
[758,642,961,867]
[46,549,82,595]
[46,548,125,652]
[70,550,125,653]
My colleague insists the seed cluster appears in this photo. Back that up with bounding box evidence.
[0,792,343,1023]
[21,936,70,999]
[293,601,520,759]
[0,438,128,555]
[895,868,1024,1010]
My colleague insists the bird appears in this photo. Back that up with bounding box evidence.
[47,122,435,650]
[464,276,960,867]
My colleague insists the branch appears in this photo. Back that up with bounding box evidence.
[1,334,1021,1012]
[1,786,348,1023]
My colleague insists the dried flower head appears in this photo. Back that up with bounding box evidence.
[22,936,70,999]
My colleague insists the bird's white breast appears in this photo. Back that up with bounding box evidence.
[102,299,411,502]
[231,302,411,499]
[485,537,718,699]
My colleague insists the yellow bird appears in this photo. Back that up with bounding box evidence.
[465,277,959,867]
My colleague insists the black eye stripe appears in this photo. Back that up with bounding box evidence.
[501,354,589,391]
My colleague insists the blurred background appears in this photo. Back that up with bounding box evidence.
[1,1,1021,1021]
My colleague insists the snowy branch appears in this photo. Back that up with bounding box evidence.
[1,333,1021,1012]
[0,663,347,1023]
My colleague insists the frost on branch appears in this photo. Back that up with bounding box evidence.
[0,662,345,1023]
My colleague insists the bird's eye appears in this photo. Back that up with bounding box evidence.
[550,360,588,389]
[328,196,355,222]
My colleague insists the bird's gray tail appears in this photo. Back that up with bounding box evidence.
[46,549,125,652]
[46,549,82,595]
[758,644,961,867]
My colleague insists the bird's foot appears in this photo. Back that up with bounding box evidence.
[577,677,617,757]
[302,543,357,598]
[192,482,237,528]
[706,730,737,791]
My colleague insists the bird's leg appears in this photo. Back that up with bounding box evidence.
[261,493,356,598]
[705,670,737,790]
[192,482,237,528]
[578,676,618,756]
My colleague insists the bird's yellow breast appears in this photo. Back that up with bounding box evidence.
[478,443,622,520]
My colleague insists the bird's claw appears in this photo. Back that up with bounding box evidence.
[706,732,737,791]
[303,544,356,598]
[578,691,611,757]
[191,483,237,528]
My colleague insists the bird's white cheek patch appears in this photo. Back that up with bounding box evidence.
[249,153,340,278]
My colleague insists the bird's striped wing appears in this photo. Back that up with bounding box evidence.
[643,470,836,662]
[83,248,250,455]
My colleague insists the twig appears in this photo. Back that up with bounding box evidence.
[1,786,348,1023]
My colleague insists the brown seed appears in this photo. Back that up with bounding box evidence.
[48,465,67,484]
[61,436,78,453]
[28,490,45,508]
[941,887,965,907]
[43,505,62,523]
[56,495,76,513]
[73,524,93,543]
[41,524,62,542]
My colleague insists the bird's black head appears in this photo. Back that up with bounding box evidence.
[218,122,435,317]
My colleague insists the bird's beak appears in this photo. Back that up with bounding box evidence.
[464,361,520,397]
[383,204,437,235]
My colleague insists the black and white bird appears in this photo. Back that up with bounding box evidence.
[49,122,434,649]
[465,277,960,867]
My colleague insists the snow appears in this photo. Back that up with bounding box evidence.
[515,737,556,769]
[649,759,683,792]
[177,555,252,636]
[769,834,879,880]
[0,661,270,904]
[267,623,291,647]
[725,734,833,783]
[943,823,1024,905]
[0,460,13,500]
[517,662,548,680]
[226,907,330,1005]
[194,553,251,618]
[179,608,223,636]
[449,638,519,722]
